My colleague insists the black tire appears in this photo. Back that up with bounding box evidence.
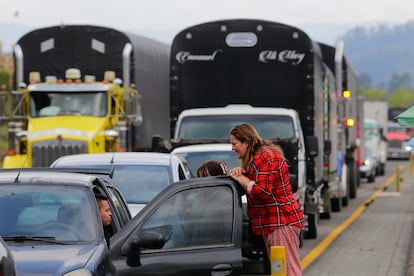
[349,162,357,199]
[342,164,350,207]
[342,194,349,207]
[368,172,375,183]
[380,163,386,175]
[263,249,271,275]
[356,167,361,188]
[331,197,341,212]
[304,213,317,239]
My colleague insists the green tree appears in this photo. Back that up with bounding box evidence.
[358,87,388,100]
[388,87,414,108]
[0,69,10,91]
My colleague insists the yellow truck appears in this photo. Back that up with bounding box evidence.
[0,25,170,168]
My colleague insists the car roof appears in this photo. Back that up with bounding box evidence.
[51,152,177,167]
[0,170,98,187]
[171,143,233,154]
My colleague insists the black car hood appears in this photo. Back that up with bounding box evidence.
[9,242,102,275]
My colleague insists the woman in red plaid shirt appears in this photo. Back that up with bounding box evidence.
[229,123,304,275]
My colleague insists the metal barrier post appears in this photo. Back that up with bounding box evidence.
[409,154,414,174]
[271,246,286,276]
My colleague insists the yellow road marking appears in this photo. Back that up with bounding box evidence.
[300,170,399,270]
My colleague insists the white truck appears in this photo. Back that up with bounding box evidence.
[363,100,389,175]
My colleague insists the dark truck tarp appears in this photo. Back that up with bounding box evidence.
[170,19,324,138]
[15,24,170,149]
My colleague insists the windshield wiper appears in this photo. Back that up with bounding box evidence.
[2,235,69,245]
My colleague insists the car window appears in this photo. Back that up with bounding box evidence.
[176,151,239,176]
[141,186,233,249]
[0,185,99,242]
[178,164,186,180]
[87,165,172,205]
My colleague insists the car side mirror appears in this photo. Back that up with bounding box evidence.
[126,231,165,267]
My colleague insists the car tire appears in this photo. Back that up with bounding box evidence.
[368,172,375,183]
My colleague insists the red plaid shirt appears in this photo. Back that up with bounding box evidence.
[246,146,304,235]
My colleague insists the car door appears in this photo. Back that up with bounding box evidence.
[110,176,244,276]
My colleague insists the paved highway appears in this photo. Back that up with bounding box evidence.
[301,159,413,275]
[243,160,411,275]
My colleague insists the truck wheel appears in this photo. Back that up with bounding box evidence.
[380,163,386,175]
[349,162,357,199]
[262,250,271,275]
[331,197,341,212]
[356,168,361,188]
[342,195,349,207]
[304,213,317,239]
[342,164,350,207]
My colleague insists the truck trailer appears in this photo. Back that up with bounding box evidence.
[318,42,360,210]
[168,19,347,239]
[1,25,170,168]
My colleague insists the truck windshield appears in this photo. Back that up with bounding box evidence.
[30,91,107,117]
[178,115,295,140]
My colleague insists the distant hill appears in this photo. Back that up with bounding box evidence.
[343,20,414,90]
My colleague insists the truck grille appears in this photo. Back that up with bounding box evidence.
[388,139,403,148]
[32,140,88,167]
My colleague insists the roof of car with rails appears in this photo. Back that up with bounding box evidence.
[0,168,109,187]
[50,152,183,167]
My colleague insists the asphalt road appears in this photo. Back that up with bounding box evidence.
[243,160,411,275]
[302,159,413,276]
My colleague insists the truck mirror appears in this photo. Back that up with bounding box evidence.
[305,136,319,157]
[324,140,332,155]
[151,135,166,152]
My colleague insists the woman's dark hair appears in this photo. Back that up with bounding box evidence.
[197,160,228,177]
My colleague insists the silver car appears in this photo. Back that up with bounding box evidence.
[51,152,193,216]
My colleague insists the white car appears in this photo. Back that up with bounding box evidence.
[51,152,193,216]
[171,143,239,175]
[359,148,378,183]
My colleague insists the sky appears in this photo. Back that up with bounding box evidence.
[1,0,414,52]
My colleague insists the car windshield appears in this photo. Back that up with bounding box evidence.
[0,185,99,243]
[88,165,172,204]
[30,91,107,117]
[175,150,239,176]
[178,115,295,139]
